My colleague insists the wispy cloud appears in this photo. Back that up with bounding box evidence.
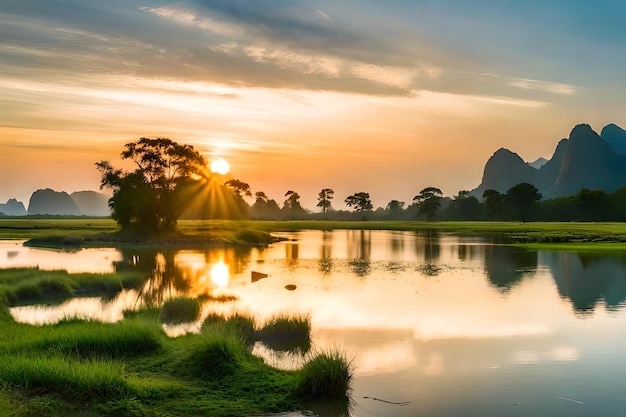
[314,9,331,21]
[509,77,576,95]
[139,6,243,37]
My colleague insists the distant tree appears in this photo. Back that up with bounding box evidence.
[250,191,281,220]
[448,190,482,220]
[346,193,373,212]
[317,188,335,214]
[225,179,252,198]
[283,190,307,219]
[96,137,205,230]
[506,183,542,223]
[413,187,443,221]
[345,192,373,214]
[575,188,609,221]
[385,200,405,219]
[482,189,505,221]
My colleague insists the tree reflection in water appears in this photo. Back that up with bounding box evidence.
[318,230,333,275]
[414,229,442,276]
[114,246,254,308]
[483,246,537,293]
[546,251,626,315]
[347,230,371,277]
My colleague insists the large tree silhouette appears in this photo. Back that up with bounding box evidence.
[506,182,542,223]
[317,188,334,214]
[413,187,443,221]
[345,192,373,219]
[96,137,205,230]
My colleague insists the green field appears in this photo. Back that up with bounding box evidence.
[2,218,626,247]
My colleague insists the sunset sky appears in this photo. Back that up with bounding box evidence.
[2,1,626,210]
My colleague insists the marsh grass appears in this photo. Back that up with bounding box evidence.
[0,355,132,400]
[0,297,350,416]
[184,332,248,378]
[297,349,354,401]
[159,297,200,324]
[257,313,312,353]
[201,311,256,345]
[233,228,277,246]
[0,268,144,306]
[47,319,163,359]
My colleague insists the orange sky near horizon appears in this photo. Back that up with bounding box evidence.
[2,1,626,210]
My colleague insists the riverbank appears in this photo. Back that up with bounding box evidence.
[2,218,626,248]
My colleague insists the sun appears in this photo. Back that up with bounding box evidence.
[210,158,230,175]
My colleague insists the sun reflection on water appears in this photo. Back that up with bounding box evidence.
[210,259,229,288]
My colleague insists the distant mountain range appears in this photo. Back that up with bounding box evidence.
[2,124,626,216]
[472,123,626,199]
[0,189,110,217]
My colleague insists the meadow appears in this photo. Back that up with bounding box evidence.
[2,218,626,247]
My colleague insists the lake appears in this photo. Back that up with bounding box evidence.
[4,230,626,416]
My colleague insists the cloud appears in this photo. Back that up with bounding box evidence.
[509,77,576,95]
[139,6,243,37]
[350,63,416,89]
[314,9,331,21]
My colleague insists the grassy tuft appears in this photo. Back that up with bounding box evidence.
[297,349,354,401]
[257,313,312,353]
[0,268,144,306]
[42,319,163,359]
[234,228,276,246]
[184,333,247,378]
[160,297,200,324]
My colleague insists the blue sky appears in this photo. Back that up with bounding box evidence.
[1,0,625,209]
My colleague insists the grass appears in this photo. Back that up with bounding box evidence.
[256,313,312,353]
[0,268,144,306]
[159,297,200,324]
[297,349,354,401]
[0,295,351,416]
[4,219,626,250]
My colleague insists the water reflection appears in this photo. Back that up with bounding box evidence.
[347,230,371,277]
[319,231,333,274]
[483,246,537,293]
[6,232,626,416]
[543,251,626,314]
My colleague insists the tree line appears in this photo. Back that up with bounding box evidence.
[97,138,626,231]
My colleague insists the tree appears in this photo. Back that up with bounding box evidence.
[282,190,306,219]
[317,188,335,214]
[250,191,281,220]
[96,137,206,230]
[385,200,405,219]
[413,187,443,221]
[449,190,482,220]
[506,183,542,223]
[482,189,505,221]
[345,192,373,218]
[225,179,252,198]
[575,188,609,221]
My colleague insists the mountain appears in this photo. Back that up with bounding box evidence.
[71,191,110,217]
[0,198,27,216]
[472,148,538,198]
[601,123,626,155]
[28,189,83,216]
[472,124,626,199]
[527,157,548,169]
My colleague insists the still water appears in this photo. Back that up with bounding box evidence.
[4,230,626,416]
